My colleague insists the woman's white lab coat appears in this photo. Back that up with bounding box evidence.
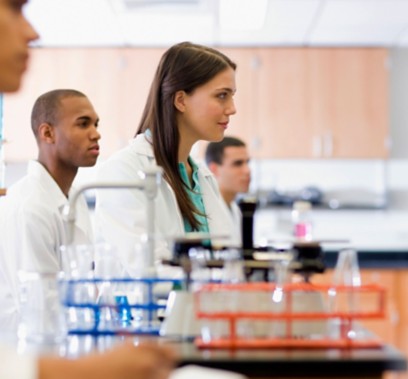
[94,134,238,276]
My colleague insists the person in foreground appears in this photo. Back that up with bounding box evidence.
[205,136,251,242]
[95,41,239,273]
[0,1,176,379]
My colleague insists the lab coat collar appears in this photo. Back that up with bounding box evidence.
[129,134,214,180]
[196,161,213,178]
[27,160,88,234]
[129,133,154,158]
[27,160,68,209]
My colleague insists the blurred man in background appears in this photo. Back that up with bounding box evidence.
[205,136,251,242]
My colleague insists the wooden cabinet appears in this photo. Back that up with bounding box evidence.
[3,47,389,161]
[219,48,258,147]
[308,49,389,159]
[3,48,165,161]
[255,48,390,159]
[256,48,313,158]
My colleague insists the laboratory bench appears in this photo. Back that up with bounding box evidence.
[11,335,407,379]
[173,340,406,379]
[323,250,408,269]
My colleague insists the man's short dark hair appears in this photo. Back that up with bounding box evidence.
[31,89,86,137]
[205,136,246,165]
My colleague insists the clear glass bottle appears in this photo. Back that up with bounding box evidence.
[291,200,313,241]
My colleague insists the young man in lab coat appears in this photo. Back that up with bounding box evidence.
[205,136,251,242]
[0,1,175,379]
[0,88,100,330]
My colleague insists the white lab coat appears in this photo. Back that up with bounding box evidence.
[94,134,239,276]
[0,161,93,332]
[226,200,242,245]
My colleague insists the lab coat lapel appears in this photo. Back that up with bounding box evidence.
[63,189,93,245]
[198,165,236,244]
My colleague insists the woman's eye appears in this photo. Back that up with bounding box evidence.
[218,93,227,99]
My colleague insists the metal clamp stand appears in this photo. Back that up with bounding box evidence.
[62,165,162,268]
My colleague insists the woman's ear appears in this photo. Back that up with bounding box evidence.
[37,123,55,144]
[174,90,187,112]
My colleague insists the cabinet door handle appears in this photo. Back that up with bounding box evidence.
[323,131,333,157]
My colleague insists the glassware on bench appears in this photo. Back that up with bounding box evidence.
[94,243,129,331]
[60,244,96,332]
[266,250,293,338]
[329,248,362,340]
[18,271,67,343]
[333,248,361,287]
[206,249,247,341]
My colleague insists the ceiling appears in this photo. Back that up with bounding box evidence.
[25,0,408,48]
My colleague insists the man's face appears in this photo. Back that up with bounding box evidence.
[0,0,38,92]
[52,96,101,169]
[214,145,251,196]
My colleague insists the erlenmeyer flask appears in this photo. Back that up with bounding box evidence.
[329,248,361,340]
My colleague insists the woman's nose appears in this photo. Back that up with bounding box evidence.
[226,99,237,115]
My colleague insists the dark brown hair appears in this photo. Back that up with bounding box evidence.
[205,136,246,165]
[136,42,236,230]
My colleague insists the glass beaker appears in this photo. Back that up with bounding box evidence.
[60,244,97,332]
[18,271,67,343]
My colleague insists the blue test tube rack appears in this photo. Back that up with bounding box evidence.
[60,277,182,336]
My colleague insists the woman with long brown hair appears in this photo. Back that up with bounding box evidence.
[95,41,239,271]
